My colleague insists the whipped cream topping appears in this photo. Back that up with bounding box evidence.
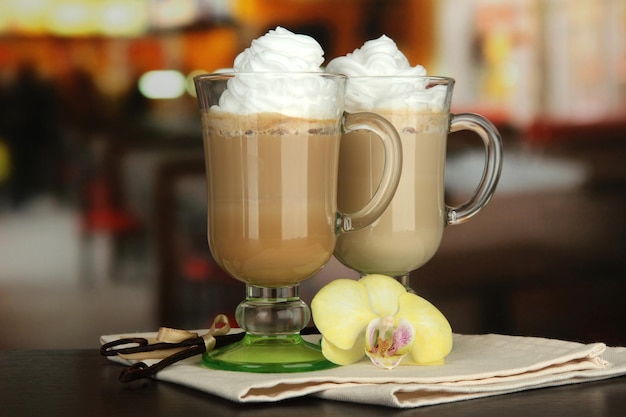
[325,35,447,113]
[214,27,339,118]
[326,35,425,77]
[233,26,325,72]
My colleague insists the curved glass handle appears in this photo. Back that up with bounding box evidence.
[338,111,403,232]
[446,113,503,225]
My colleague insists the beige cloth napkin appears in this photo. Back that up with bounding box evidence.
[100,332,626,408]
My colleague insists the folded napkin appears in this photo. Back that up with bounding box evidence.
[100,332,626,408]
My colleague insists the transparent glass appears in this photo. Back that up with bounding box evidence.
[194,73,402,372]
[333,76,503,290]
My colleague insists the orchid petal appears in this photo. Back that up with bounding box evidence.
[311,279,377,350]
[397,292,453,364]
[392,318,415,356]
[359,274,407,317]
[320,335,366,365]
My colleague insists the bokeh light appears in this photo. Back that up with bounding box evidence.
[138,70,187,99]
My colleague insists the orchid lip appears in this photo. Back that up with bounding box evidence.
[365,316,415,369]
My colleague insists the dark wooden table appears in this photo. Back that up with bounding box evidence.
[1,349,625,417]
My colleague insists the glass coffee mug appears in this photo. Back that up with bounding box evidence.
[334,76,503,290]
[194,73,402,372]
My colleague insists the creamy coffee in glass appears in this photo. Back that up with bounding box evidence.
[204,110,341,287]
[336,108,450,277]
[328,36,503,290]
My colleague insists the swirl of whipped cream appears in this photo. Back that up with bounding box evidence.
[233,26,324,72]
[326,35,446,113]
[326,35,425,77]
[215,27,339,118]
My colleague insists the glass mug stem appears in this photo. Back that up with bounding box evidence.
[236,285,310,335]
[396,274,414,294]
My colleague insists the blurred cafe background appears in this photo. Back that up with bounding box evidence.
[0,0,624,348]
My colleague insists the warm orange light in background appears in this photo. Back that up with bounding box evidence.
[182,27,239,73]
[1,0,236,37]
[1,0,623,126]
[1,0,152,37]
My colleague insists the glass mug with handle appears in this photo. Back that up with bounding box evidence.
[194,72,402,372]
[334,76,503,290]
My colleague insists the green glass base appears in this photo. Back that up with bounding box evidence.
[202,333,338,373]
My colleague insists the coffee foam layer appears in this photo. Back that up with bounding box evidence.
[374,109,450,134]
[203,110,341,137]
[342,79,448,113]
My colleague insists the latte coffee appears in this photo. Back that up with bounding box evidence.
[335,110,449,276]
[203,110,341,287]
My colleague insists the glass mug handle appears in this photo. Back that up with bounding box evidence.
[446,113,503,225]
[337,112,403,232]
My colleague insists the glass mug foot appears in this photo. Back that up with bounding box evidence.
[202,333,336,373]
[202,285,337,373]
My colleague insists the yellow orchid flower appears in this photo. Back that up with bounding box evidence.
[311,274,453,369]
